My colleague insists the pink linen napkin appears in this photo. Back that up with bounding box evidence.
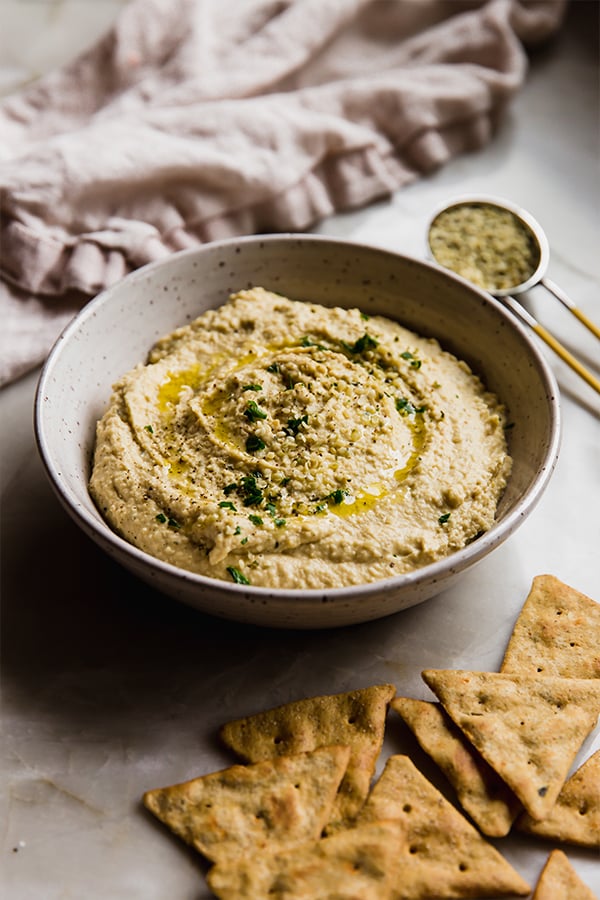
[0,0,566,386]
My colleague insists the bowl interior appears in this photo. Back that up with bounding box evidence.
[35,235,560,626]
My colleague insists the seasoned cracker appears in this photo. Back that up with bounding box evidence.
[219,683,396,828]
[207,819,406,899]
[422,668,600,821]
[516,749,600,848]
[143,745,350,865]
[501,574,600,678]
[532,849,597,900]
[392,696,521,836]
[356,754,530,897]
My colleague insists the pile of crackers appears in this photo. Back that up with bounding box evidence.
[143,575,599,898]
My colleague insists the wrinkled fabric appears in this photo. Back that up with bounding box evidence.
[0,0,566,385]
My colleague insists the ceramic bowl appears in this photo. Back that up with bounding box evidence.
[35,235,561,628]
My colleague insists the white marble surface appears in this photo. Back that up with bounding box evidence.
[1,2,599,898]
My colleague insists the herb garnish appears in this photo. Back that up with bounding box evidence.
[227,566,250,585]
[395,397,426,416]
[144,424,154,433]
[155,512,181,528]
[246,434,266,453]
[284,415,308,437]
[219,501,237,511]
[274,518,286,527]
[248,514,263,526]
[343,333,379,354]
[438,513,451,525]
[224,474,264,506]
[325,489,348,506]
[242,384,263,392]
[244,399,268,422]
[266,362,280,374]
[300,336,327,351]
[401,351,422,369]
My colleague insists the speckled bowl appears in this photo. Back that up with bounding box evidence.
[35,235,560,628]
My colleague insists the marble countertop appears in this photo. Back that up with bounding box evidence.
[1,2,599,898]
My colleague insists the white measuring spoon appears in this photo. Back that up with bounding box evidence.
[427,195,600,395]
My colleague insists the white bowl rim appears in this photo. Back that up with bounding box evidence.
[34,233,562,604]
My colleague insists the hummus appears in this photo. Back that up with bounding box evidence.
[89,288,512,589]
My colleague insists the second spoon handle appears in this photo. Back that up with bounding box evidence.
[541,277,600,341]
[503,295,600,395]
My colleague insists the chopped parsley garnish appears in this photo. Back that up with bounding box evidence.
[219,501,237,511]
[360,312,370,321]
[240,475,263,505]
[275,518,286,527]
[300,336,327,350]
[395,397,426,416]
[144,424,154,433]
[284,414,308,437]
[241,536,248,545]
[343,333,379,354]
[325,489,348,506]
[248,514,263,526]
[242,383,263,392]
[280,476,291,486]
[265,502,277,516]
[244,399,268,422]
[266,362,280,373]
[245,434,266,453]
[401,351,422,369]
[223,474,265,505]
[156,512,181,528]
[227,566,250,585]
[234,526,241,535]
[438,513,451,525]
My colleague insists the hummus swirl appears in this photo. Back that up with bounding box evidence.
[89,288,512,589]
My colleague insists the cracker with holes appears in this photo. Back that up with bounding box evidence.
[142,745,350,865]
[356,754,530,897]
[531,849,597,900]
[421,669,600,821]
[392,697,521,837]
[219,683,396,829]
[207,819,406,900]
[501,574,600,678]
[516,749,600,848]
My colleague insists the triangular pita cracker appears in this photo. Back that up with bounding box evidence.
[219,683,396,828]
[501,574,600,678]
[516,749,600,848]
[532,849,597,900]
[392,696,521,837]
[207,819,406,900]
[422,668,600,821]
[356,754,530,897]
[143,745,350,865]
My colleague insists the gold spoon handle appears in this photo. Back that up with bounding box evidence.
[503,296,600,395]
[541,277,600,341]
